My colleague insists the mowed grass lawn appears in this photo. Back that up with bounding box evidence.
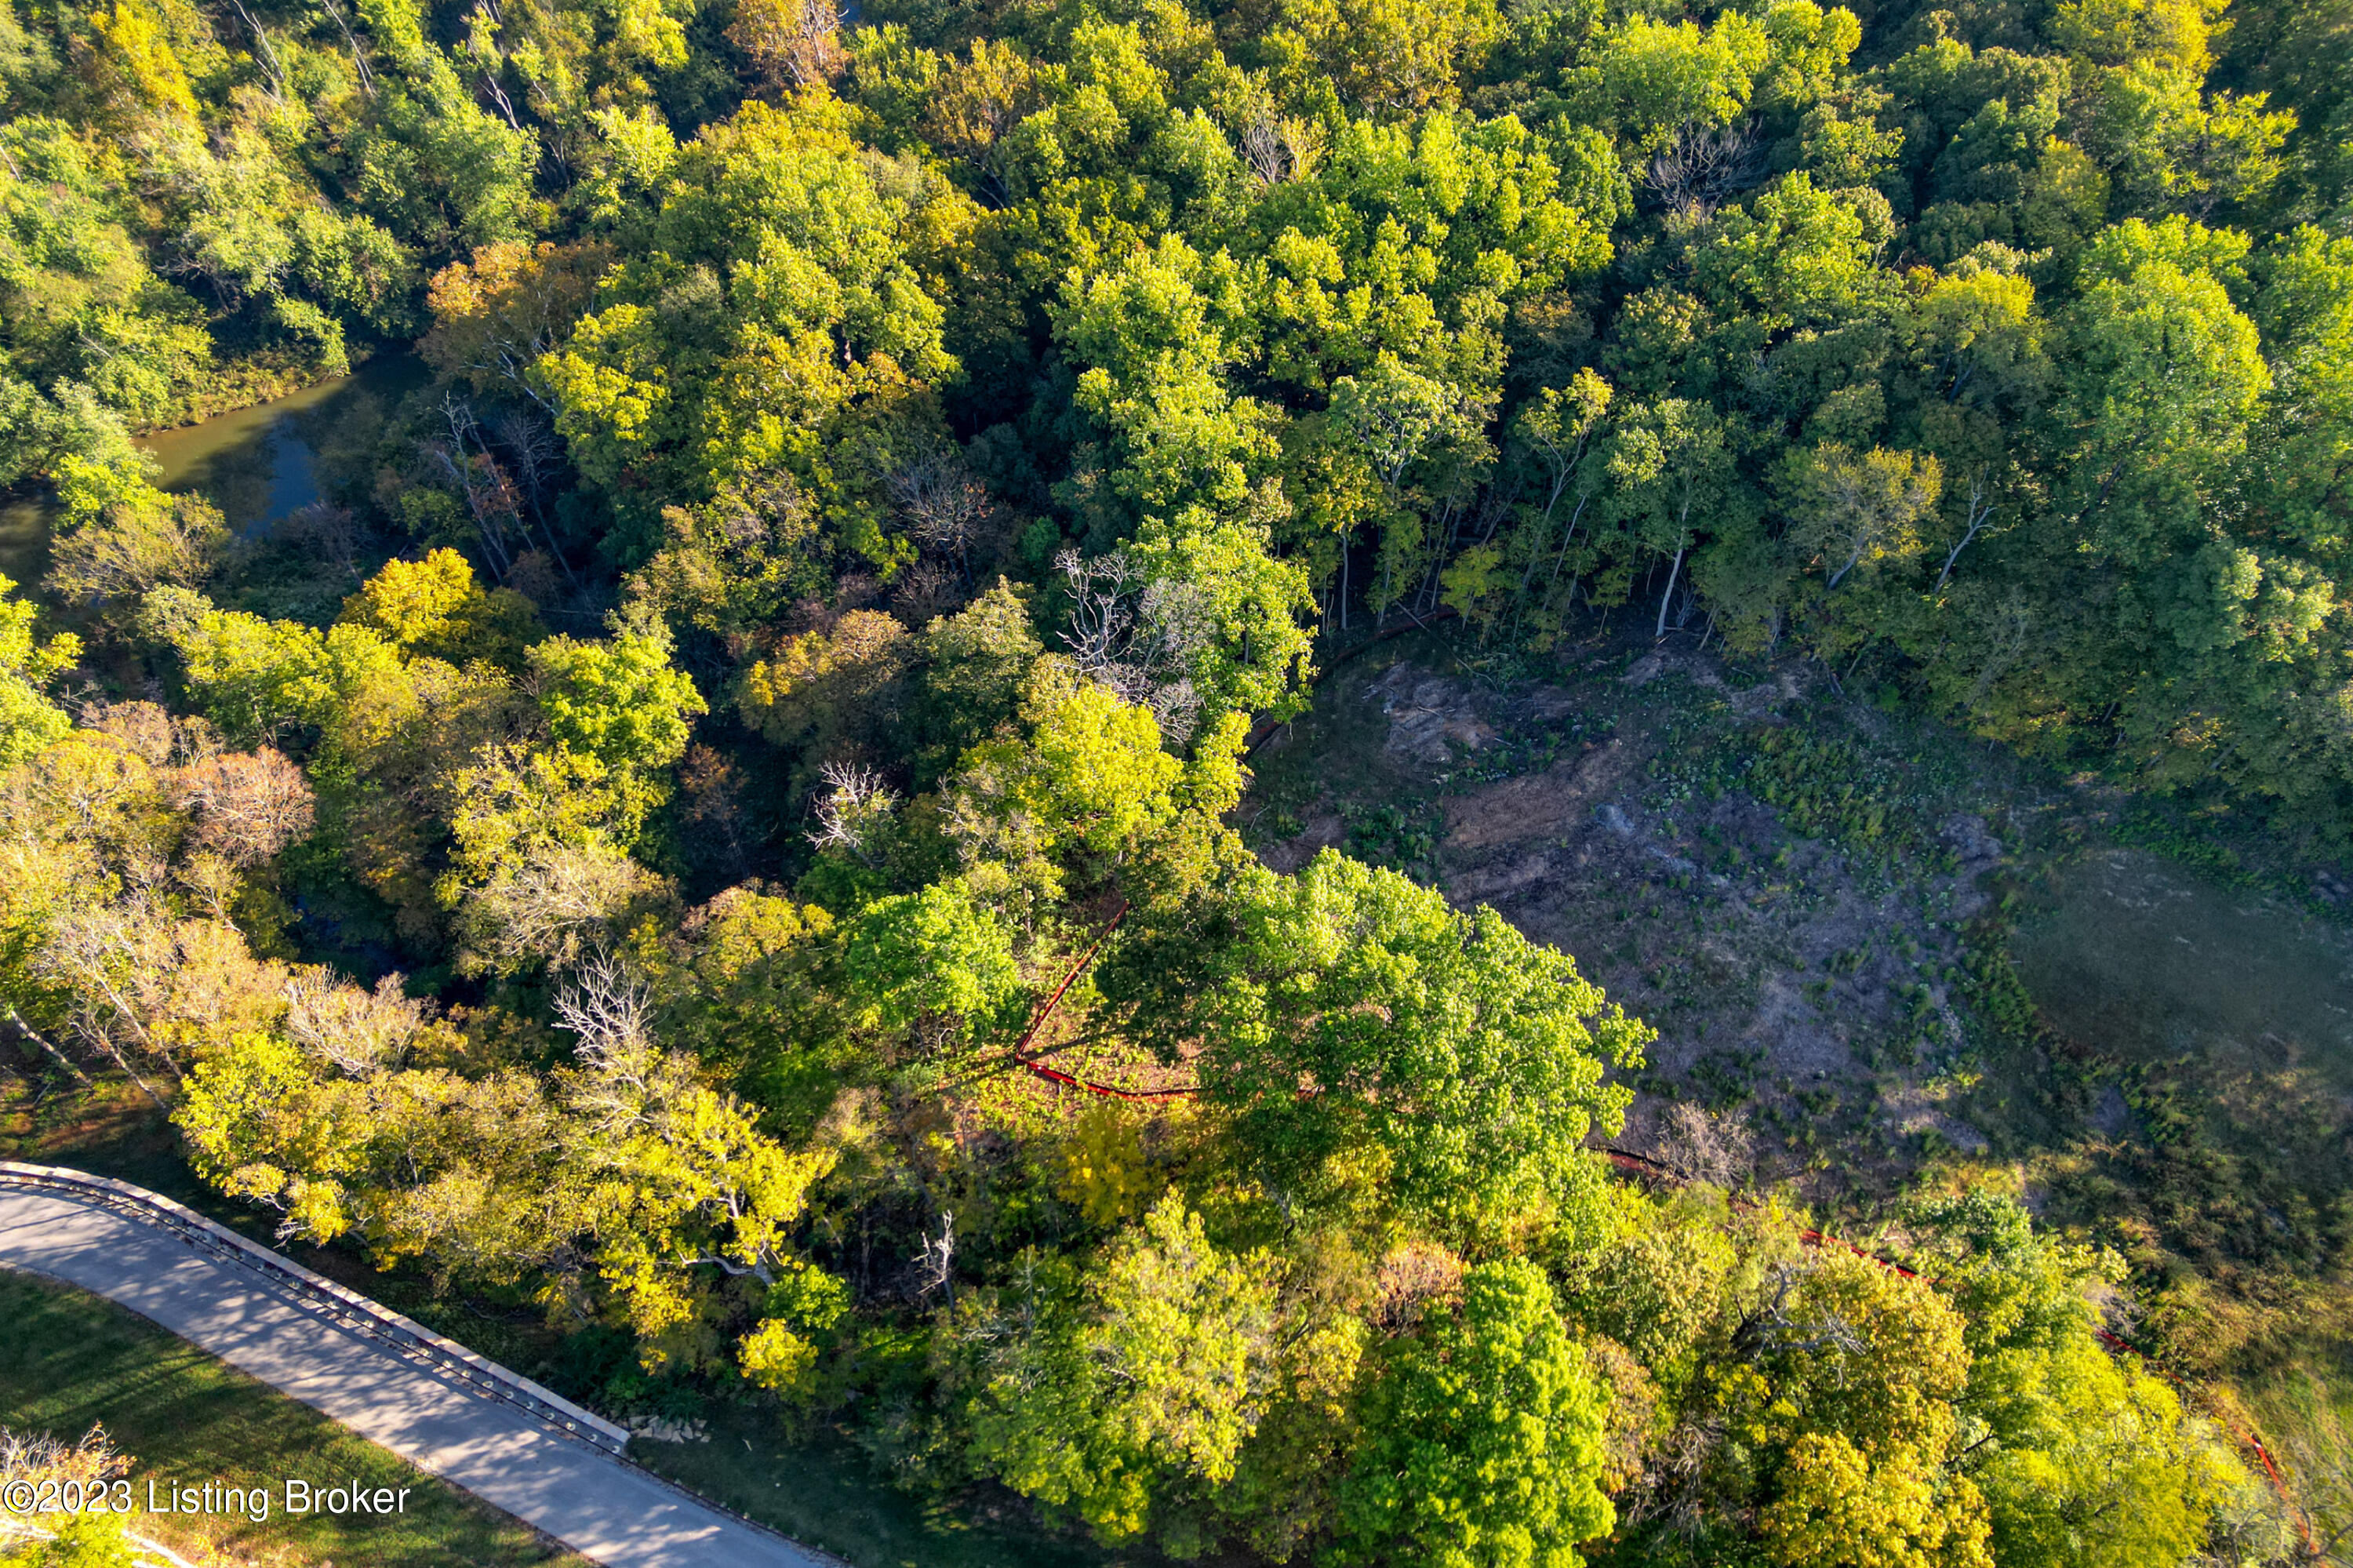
[0,1268,586,1568]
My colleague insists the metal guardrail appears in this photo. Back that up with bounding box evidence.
[0,1162,631,1457]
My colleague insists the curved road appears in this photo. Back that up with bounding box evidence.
[0,1184,832,1568]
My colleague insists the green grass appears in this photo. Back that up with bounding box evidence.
[2239,1343,2353,1549]
[0,1268,584,1568]
[630,1402,1115,1568]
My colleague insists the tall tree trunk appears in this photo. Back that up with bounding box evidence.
[1654,541,1686,639]
[1339,534,1351,632]
[4,1007,89,1086]
[1826,540,1865,591]
[1546,495,1591,595]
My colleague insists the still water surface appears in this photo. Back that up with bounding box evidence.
[0,355,425,593]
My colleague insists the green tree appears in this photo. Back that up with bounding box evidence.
[1502,369,1612,637]
[911,578,1046,779]
[536,98,956,558]
[0,1508,140,1567]
[839,877,1020,1036]
[1333,1259,1614,1568]
[966,1193,1284,1548]
[1260,0,1500,115]
[1760,1432,1994,1568]
[0,573,78,769]
[1328,356,1483,620]
[45,492,225,613]
[155,594,403,748]
[737,609,912,765]
[1129,509,1318,726]
[946,667,1251,907]
[1786,444,1943,592]
[339,549,543,669]
[1689,1250,1997,1568]
[2061,216,2268,561]
[1904,1194,2232,1568]
[1598,399,1735,638]
[1568,13,1769,155]
[529,612,707,813]
[1111,850,1648,1234]
[1056,236,1270,538]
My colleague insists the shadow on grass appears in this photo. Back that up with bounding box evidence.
[631,1400,1122,1568]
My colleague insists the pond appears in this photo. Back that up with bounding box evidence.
[0,353,427,596]
[0,493,46,595]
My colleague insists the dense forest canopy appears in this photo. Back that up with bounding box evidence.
[2,0,2350,1558]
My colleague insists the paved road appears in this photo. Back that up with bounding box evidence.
[0,1187,831,1568]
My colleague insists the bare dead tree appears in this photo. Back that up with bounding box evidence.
[552,949,681,1140]
[83,700,177,765]
[32,897,179,1104]
[283,970,426,1078]
[555,949,654,1066]
[881,440,995,586]
[730,0,847,92]
[318,0,376,97]
[461,836,665,975]
[1619,1411,1726,1541]
[1650,1101,1755,1189]
[2,1006,90,1086]
[169,747,315,866]
[435,396,584,590]
[891,556,961,623]
[0,1423,129,1488]
[450,305,571,421]
[429,396,517,580]
[1058,546,1146,676]
[489,409,557,520]
[917,1210,957,1307]
[551,954,736,1279]
[1936,465,2001,591]
[1243,114,1288,187]
[157,743,312,922]
[275,501,365,586]
[464,0,526,129]
[1646,119,1766,222]
[489,409,584,591]
[1242,111,1325,187]
[807,760,898,865]
[1056,548,1213,743]
[1730,1264,1870,1367]
[224,0,286,102]
[1373,1240,1467,1329]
